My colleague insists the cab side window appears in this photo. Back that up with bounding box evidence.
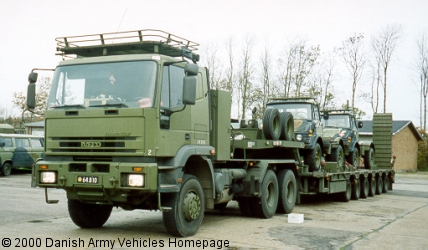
[161,65,185,108]
[16,138,30,147]
[1,138,12,147]
[30,138,43,147]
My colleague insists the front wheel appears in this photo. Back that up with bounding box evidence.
[252,170,278,218]
[0,162,12,176]
[330,145,345,168]
[68,199,112,228]
[163,174,205,237]
[305,143,322,172]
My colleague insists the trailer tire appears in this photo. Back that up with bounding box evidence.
[163,174,205,237]
[337,181,351,202]
[305,143,322,172]
[279,112,294,141]
[68,199,112,228]
[238,198,254,217]
[364,148,375,169]
[351,178,360,200]
[368,177,376,197]
[0,162,12,176]
[263,108,281,140]
[252,170,278,218]
[347,148,359,168]
[276,169,297,214]
[382,175,389,193]
[360,177,369,199]
[375,176,383,195]
[330,145,345,168]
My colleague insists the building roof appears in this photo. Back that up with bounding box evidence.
[24,121,45,127]
[358,120,423,141]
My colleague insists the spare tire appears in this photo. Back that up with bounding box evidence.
[263,108,281,140]
[279,112,294,141]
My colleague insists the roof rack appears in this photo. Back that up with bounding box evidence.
[55,29,200,62]
[322,109,354,114]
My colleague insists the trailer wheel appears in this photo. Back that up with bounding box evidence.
[252,170,278,218]
[68,199,112,228]
[238,198,254,217]
[279,112,294,141]
[364,148,375,169]
[263,108,281,140]
[163,174,205,237]
[368,177,376,197]
[351,178,360,200]
[347,148,359,168]
[305,143,322,172]
[337,181,351,202]
[382,175,389,193]
[330,145,345,168]
[375,176,383,195]
[360,177,369,199]
[276,169,297,214]
[0,162,12,176]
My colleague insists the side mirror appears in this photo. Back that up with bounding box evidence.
[27,72,38,109]
[0,142,5,147]
[182,76,196,105]
[323,112,329,120]
[184,63,199,76]
[358,121,363,128]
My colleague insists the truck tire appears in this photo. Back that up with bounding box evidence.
[238,197,254,217]
[276,169,297,214]
[360,177,369,199]
[252,170,278,218]
[0,162,12,176]
[279,112,294,141]
[368,177,376,197]
[364,148,375,169]
[305,143,322,172]
[337,181,351,202]
[382,175,389,193]
[375,176,383,195]
[263,108,281,140]
[163,174,205,237]
[330,145,345,168]
[347,148,359,168]
[351,178,360,200]
[68,199,112,228]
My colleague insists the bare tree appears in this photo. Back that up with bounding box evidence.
[308,52,336,110]
[201,42,225,90]
[237,35,257,119]
[371,24,402,113]
[337,33,366,111]
[223,36,237,116]
[259,39,273,115]
[416,32,428,130]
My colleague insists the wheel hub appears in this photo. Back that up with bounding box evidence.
[182,192,201,221]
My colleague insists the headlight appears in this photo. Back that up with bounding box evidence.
[296,134,303,141]
[128,174,144,187]
[41,171,56,184]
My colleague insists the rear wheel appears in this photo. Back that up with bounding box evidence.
[364,148,375,169]
[163,174,205,237]
[305,143,322,172]
[360,177,369,199]
[0,162,12,176]
[368,177,376,197]
[252,170,278,218]
[375,176,383,195]
[382,175,389,193]
[330,145,345,168]
[351,178,360,200]
[337,181,351,202]
[238,197,254,217]
[276,169,297,214]
[347,148,359,168]
[68,199,112,228]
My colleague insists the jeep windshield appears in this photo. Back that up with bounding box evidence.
[323,114,351,128]
[268,103,312,119]
[47,61,157,109]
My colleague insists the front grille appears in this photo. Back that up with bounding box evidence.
[49,136,138,153]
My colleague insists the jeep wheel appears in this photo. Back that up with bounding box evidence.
[68,199,112,228]
[252,170,278,218]
[347,148,359,168]
[0,162,12,176]
[163,174,205,237]
[330,146,345,168]
[364,148,375,169]
[276,169,297,214]
[305,143,322,172]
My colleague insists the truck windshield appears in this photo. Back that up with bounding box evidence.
[268,103,312,119]
[47,60,157,109]
[323,115,350,128]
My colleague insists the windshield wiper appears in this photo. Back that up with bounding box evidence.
[51,104,86,109]
[89,103,128,108]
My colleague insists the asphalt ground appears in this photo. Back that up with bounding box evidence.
[0,171,427,249]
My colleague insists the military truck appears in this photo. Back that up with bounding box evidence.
[26,30,395,237]
[322,109,375,169]
[266,98,344,171]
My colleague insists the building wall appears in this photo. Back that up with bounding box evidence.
[392,126,418,171]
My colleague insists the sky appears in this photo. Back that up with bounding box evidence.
[1,0,427,126]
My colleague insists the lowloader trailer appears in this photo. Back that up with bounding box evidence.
[27,30,394,237]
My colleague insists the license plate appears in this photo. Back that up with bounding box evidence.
[77,176,99,184]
